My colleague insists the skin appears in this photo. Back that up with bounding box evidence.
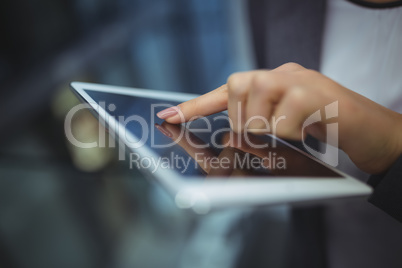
[158,63,402,174]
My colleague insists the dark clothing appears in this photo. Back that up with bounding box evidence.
[368,155,402,223]
[246,0,402,267]
[247,0,402,224]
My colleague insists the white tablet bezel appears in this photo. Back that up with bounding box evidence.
[70,82,372,213]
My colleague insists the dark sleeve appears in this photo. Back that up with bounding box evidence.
[367,155,402,222]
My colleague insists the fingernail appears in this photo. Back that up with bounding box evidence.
[157,106,179,119]
[155,124,173,138]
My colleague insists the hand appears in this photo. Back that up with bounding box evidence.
[157,63,402,174]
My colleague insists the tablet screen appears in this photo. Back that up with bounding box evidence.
[83,90,341,178]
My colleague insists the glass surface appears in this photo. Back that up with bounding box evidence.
[85,90,342,178]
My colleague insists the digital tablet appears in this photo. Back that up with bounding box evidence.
[69,82,372,214]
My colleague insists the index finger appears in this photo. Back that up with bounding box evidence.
[157,84,228,124]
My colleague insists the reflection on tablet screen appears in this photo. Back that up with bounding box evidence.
[84,90,341,178]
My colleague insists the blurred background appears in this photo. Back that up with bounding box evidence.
[3,1,402,267]
[0,1,294,268]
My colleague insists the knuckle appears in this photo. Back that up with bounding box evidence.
[227,72,244,87]
[286,88,308,108]
[229,86,246,98]
[282,62,302,70]
[251,71,283,97]
[251,72,272,93]
[277,62,305,72]
[228,73,249,98]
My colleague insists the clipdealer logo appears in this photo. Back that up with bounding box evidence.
[64,101,339,167]
[302,101,339,166]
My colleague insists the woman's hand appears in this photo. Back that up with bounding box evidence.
[157,63,402,174]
